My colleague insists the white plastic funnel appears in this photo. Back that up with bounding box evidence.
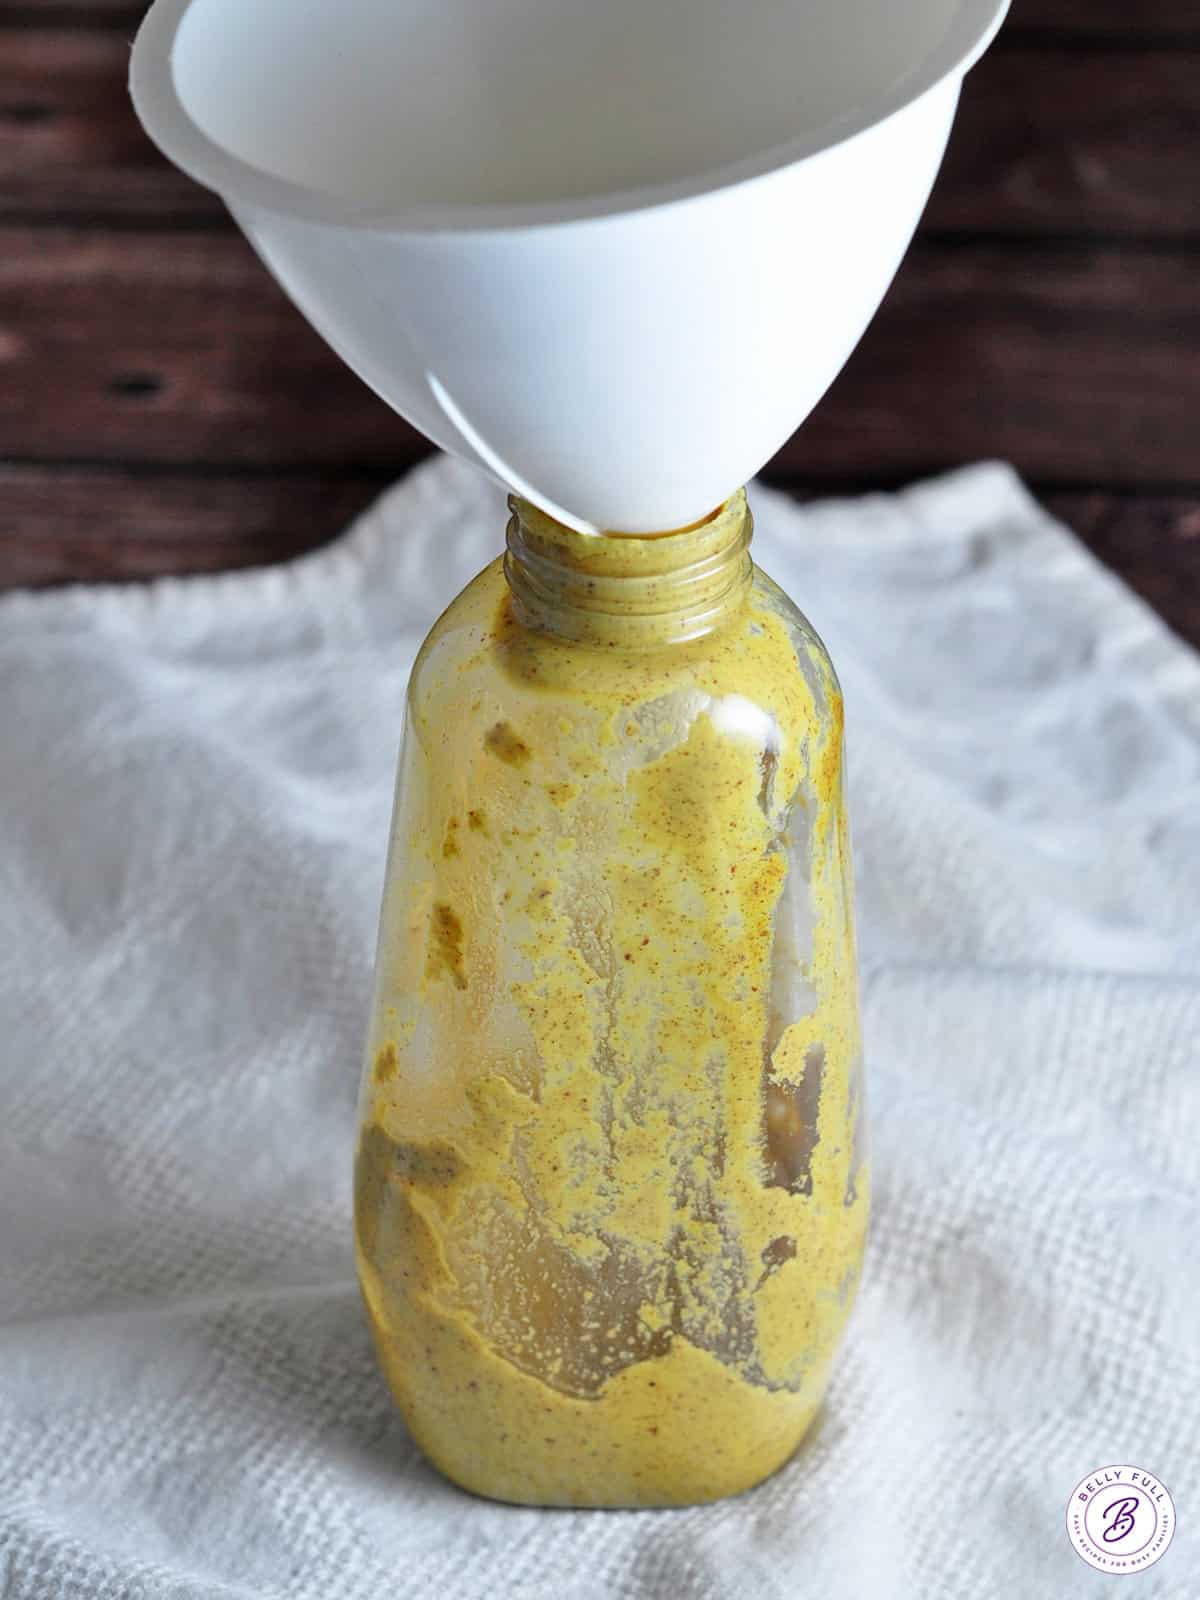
[131,0,1009,533]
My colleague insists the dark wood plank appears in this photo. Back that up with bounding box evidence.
[0,465,391,585]
[5,3,145,22]
[1043,493,1200,647]
[1005,0,1200,39]
[3,227,1195,485]
[773,241,1199,487]
[4,30,1197,238]
[0,30,223,221]
[0,227,425,466]
[928,48,1200,237]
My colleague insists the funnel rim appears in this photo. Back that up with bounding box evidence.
[131,0,1011,233]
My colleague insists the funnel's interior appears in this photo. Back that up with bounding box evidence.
[174,0,963,211]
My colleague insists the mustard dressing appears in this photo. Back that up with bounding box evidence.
[355,491,866,1506]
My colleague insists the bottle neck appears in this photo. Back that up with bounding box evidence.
[504,490,753,647]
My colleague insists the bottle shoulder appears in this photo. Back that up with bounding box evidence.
[407,555,506,705]
[748,562,843,718]
[409,556,838,725]
[402,556,844,834]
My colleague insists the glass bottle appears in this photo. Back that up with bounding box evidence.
[354,488,866,1508]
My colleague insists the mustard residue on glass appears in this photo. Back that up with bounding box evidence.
[354,489,867,1507]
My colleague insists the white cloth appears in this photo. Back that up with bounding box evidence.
[1,455,1196,1599]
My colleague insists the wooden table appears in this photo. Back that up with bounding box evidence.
[3,0,1198,642]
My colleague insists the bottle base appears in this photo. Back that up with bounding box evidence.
[414,1415,819,1510]
[364,1280,829,1510]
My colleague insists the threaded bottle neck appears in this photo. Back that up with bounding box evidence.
[504,490,753,647]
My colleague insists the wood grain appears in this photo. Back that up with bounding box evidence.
[3,30,1197,238]
[0,30,223,221]
[1044,492,1200,646]
[1005,0,1200,37]
[0,464,388,585]
[0,227,425,466]
[926,48,1200,237]
[3,227,1194,485]
[779,241,1200,487]
[5,3,138,17]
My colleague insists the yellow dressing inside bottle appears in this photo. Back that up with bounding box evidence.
[355,489,866,1506]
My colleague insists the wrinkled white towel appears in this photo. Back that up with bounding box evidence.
[1,455,1196,1599]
